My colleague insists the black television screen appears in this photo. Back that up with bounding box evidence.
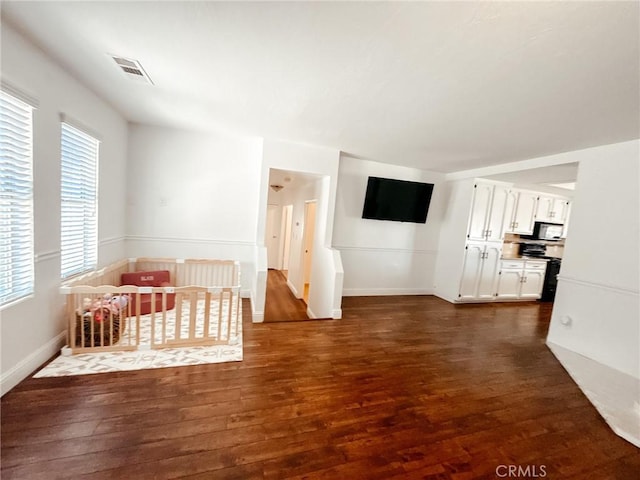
[362,176,434,223]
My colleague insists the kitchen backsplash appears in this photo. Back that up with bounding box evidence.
[502,233,565,258]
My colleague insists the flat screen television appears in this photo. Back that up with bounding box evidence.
[362,176,434,223]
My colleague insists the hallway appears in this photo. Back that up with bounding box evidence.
[264,269,310,322]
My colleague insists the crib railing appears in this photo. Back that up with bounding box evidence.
[60,258,241,355]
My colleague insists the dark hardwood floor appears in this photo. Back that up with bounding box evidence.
[2,296,638,479]
[264,269,310,322]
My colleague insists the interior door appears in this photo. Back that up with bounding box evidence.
[265,204,280,269]
[302,201,317,285]
[280,205,293,271]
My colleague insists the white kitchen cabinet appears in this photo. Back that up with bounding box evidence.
[459,242,502,301]
[496,259,547,300]
[467,182,510,242]
[535,195,570,224]
[520,266,546,299]
[504,189,538,235]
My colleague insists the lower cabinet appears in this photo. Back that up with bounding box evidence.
[496,259,546,300]
[458,242,502,301]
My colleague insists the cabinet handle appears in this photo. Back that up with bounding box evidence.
[523,276,527,283]
[514,222,518,228]
[487,230,492,237]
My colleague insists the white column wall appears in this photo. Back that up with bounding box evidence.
[547,140,639,378]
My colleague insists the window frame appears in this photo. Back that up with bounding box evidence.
[0,89,35,307]
[60,121,100,280]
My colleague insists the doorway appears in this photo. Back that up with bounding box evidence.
[302,200,317,304]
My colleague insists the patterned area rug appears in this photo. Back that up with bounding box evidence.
[34,302,243,378]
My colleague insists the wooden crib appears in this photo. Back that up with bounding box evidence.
[60,258,241,355]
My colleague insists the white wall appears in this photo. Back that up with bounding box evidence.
[333,155,447,296]
[1,21,128,395]
[547,140,639,378]
[125,124,262,295]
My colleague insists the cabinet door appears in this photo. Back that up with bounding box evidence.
[512,191,538,234]
[482,185,509,241]
[549,197,568,222]
[467,183,494,241]
[535,195,554,222]
[536,195,570,224]
[476,244,502,299]
[496,269,522,299]
[556,199,571,224]
[459,244,484,299]
[502,190,518,234]
[521,269,546,299]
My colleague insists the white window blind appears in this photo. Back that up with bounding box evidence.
[0,90,34,306]
[60,122,99,279]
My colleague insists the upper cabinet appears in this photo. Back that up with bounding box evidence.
[535,194,571,224]
[503,189,538,235]
[467,182,510,242]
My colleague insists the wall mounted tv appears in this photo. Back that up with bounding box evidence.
[361,176,434,223]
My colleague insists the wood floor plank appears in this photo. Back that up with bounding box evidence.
[2,295,638,479]
[264,269,310,322]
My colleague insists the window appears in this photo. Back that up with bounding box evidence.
[0,90,34,306]
[60,122,99,279]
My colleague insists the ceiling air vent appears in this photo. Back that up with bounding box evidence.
[111,55,154,85]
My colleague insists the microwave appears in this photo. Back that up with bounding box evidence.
[531,222,564,241]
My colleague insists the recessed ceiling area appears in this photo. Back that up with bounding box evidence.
[2,2,638,173]
[486,162,579,186]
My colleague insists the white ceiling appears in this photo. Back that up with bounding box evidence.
[2,1,638,173]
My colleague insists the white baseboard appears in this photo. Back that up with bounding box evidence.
[342,287,432,297]
[249,294,264,323]
[241,289,251,298]
[307,307,316,319]
[1,331,66,396]
[287,279,300,298]
[332,309,342,319]
[432,292,456,304]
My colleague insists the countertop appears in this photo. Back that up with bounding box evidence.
[500,255,554,261]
